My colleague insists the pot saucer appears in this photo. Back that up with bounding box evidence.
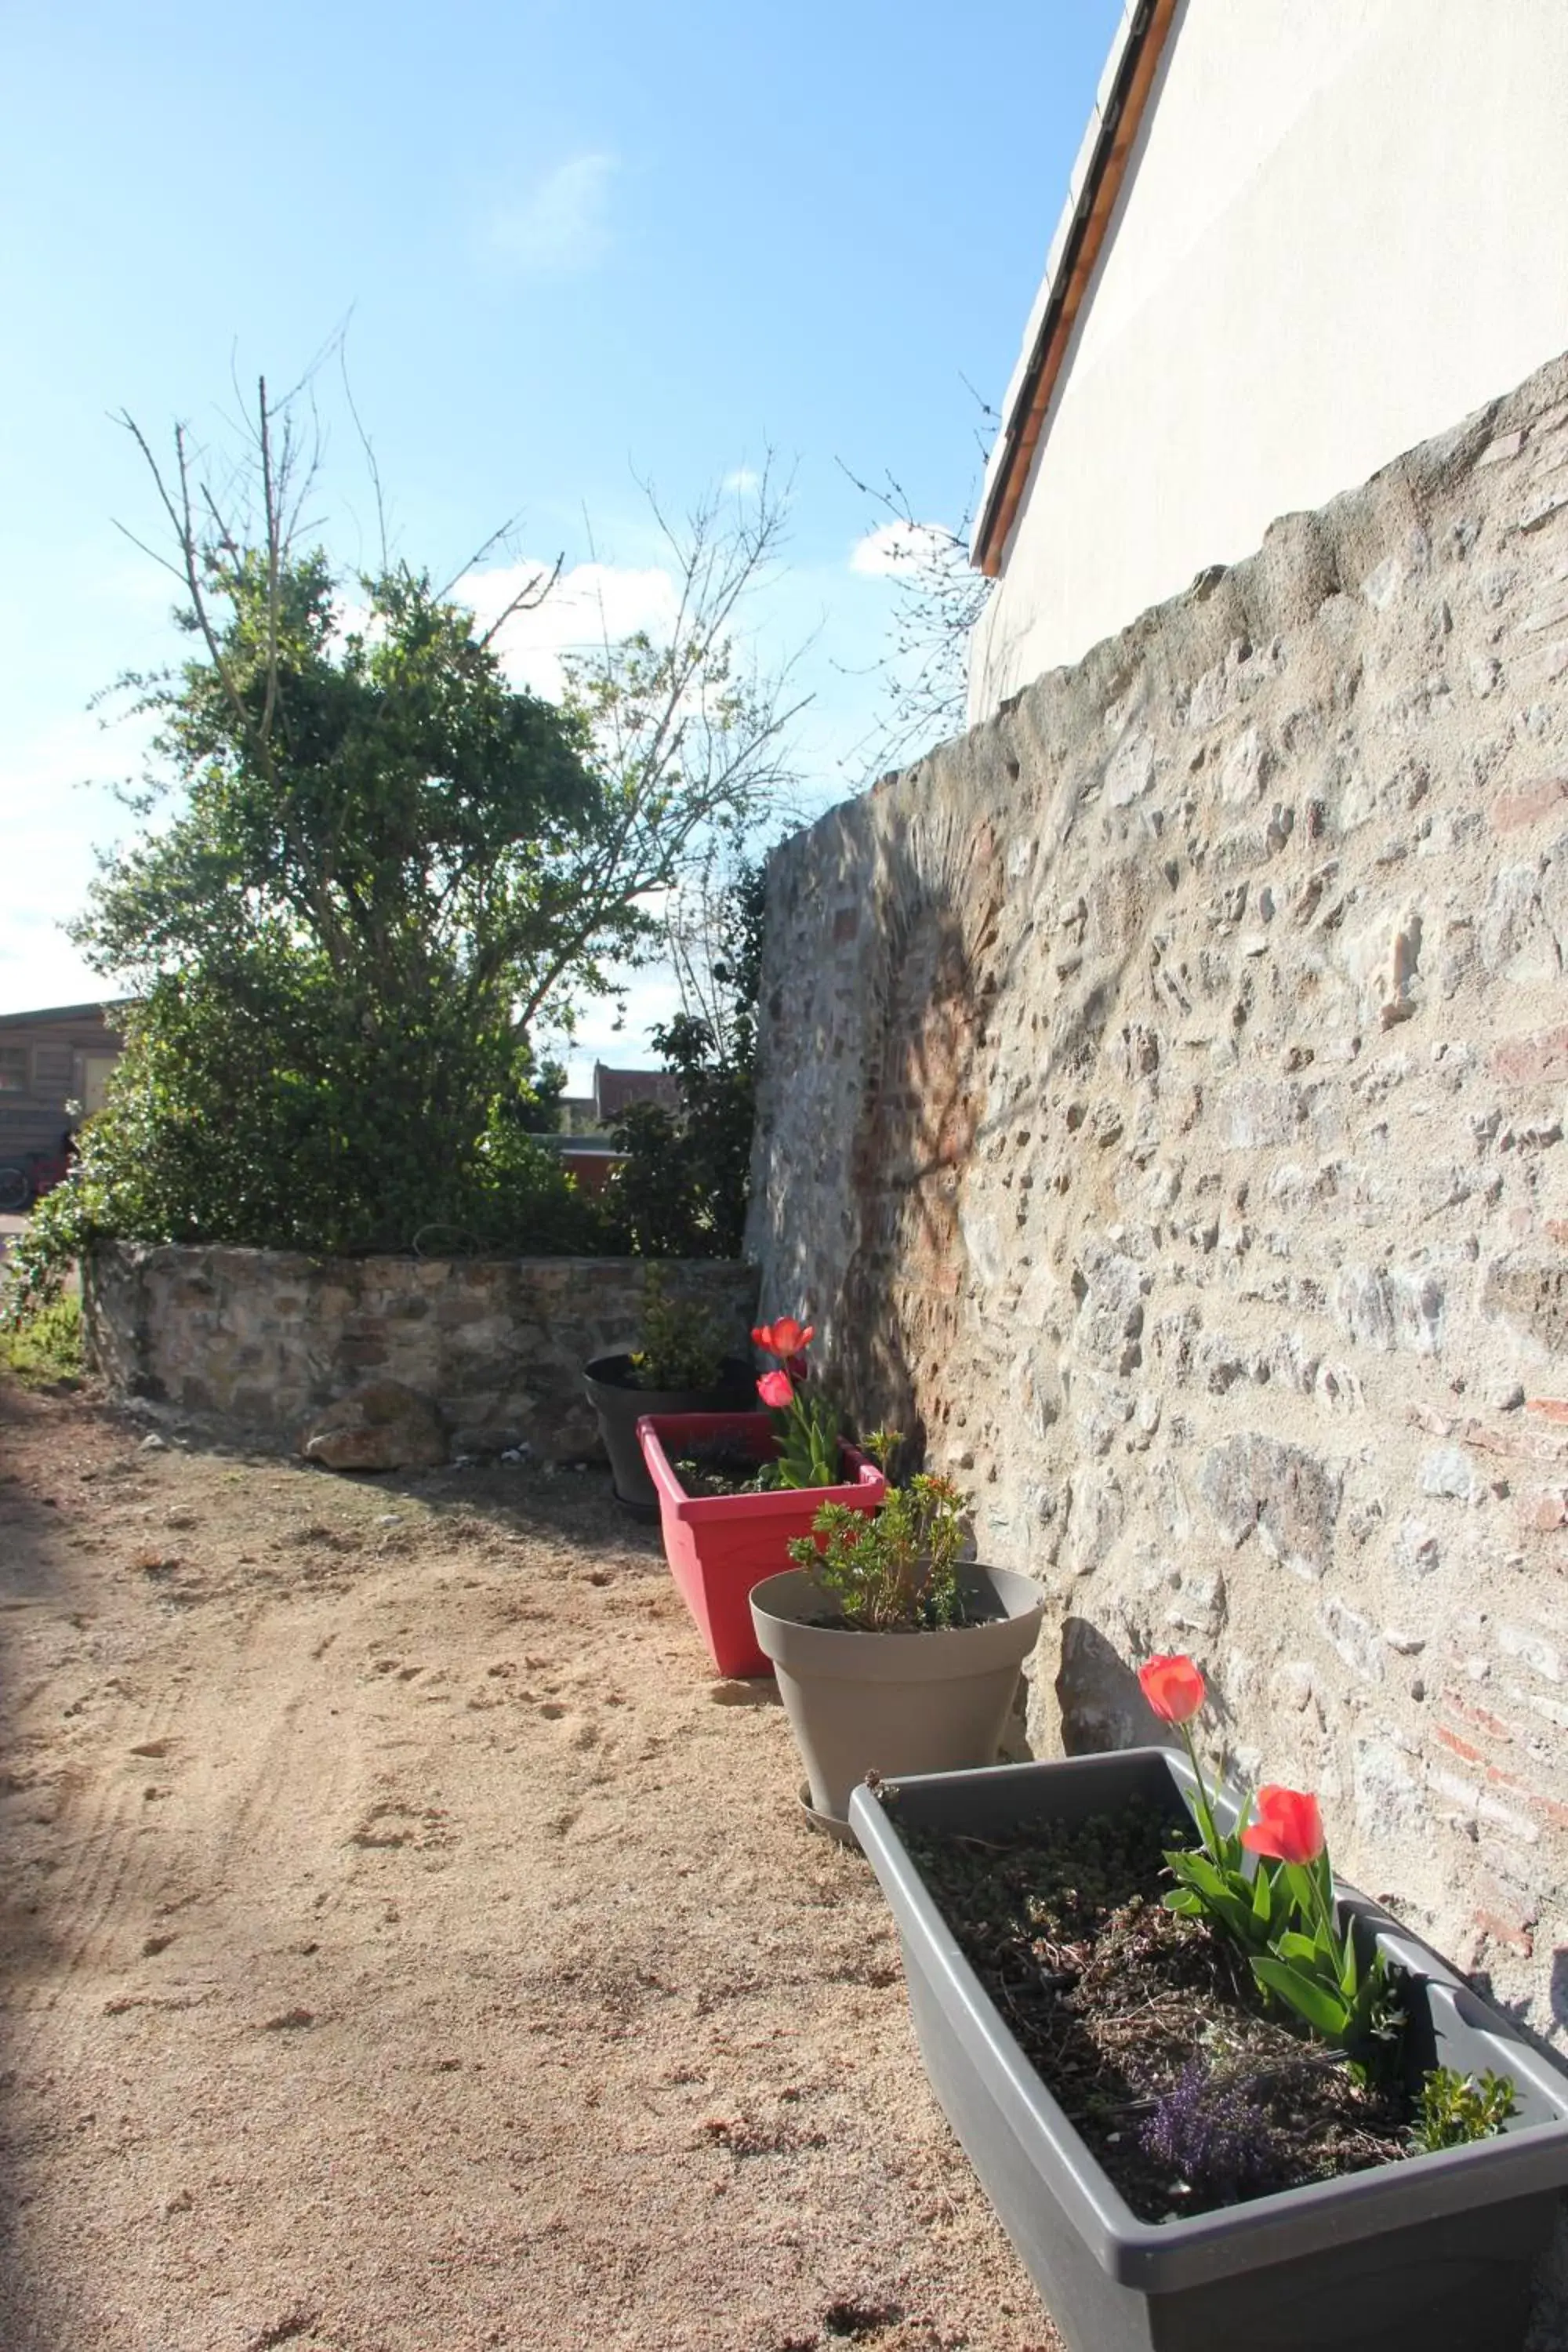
[797,1782,859,1847]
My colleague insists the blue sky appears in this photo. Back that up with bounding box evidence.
[0,0,1121,1068]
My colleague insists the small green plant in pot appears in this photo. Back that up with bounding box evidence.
[582,1268,750,1517]
[1412,2067,1519,2154]
[750,1434,1047,1830]
[630,1272,730,1394]
[785,1428,967,1628]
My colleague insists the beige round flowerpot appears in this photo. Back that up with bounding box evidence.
[748,1565,1047,1830]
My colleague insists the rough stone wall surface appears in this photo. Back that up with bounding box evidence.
[750,351,1568,2045]
[85,1246,758,1461]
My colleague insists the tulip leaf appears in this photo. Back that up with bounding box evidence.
[1251,1956,1350,2040]
[1281,1862,1318,1923]
[1169,1852,1228,1899]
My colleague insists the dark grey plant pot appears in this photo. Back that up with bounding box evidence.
[747,1564,1046,1828]
[583,1353,752,1517]
[848,1750,1568,2352]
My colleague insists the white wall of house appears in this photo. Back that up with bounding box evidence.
[969,0,1568,722]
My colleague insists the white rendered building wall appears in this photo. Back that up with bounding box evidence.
[968,0,1568,722]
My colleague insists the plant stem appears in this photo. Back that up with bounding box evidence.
[1178,1721,1222,1860]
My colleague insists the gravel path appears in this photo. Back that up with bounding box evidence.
[0,1381,1059,2352]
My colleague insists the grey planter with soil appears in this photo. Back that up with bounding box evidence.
[582,1354,751,1517]
[848,1748,1568,2352]
[746,1564,1046,1828]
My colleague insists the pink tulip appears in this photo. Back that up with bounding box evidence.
[1241,1785,1326,1867]
[1138,1653,1207,1726]
[753,1317,814,1359]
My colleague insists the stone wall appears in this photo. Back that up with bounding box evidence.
[750,350,1568,2041]
[85,1245,758,1461]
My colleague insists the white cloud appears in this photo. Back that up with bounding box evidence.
[487,154,619,276]
[0,913,109,1016]
[457,556,681,699]
[557,967,687,1095]
[722,466,761,495]
[848,518,955,579]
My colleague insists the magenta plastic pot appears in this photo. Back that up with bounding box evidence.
[637,1410,884,1677]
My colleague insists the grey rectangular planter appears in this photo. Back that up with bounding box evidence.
[848,1750,1568,2352]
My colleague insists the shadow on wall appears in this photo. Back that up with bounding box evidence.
[1055,1617,1171,1755]
[1056,1617,1262,1786]
[824,721,1178,1503]
[837,802,1013,1459]
[1553,1949,1568,2034]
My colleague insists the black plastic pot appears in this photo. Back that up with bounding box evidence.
[582,1353,752,1517]
[848,1750,1568,2352]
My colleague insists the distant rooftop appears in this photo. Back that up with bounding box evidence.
[592,1062,681,1120]
[0,1000,127,1029]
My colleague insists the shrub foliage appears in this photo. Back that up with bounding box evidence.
[8,379,786,1312]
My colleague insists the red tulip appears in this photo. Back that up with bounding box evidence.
[1241,1785,1325,1867]
[757,1369,794,1409]
[752,1317,814,1359]
[1138,1653,1207,1726]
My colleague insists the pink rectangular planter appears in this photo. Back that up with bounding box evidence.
[637,1410,885,1678]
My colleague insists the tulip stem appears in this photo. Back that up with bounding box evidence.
[1177,1720,1222,1861]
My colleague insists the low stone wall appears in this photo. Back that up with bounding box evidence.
[750,348,1568,2047]
[84,1244,758,1461]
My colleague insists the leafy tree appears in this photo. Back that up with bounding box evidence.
[9,372,799,1301]
[602,863,765,1258]
[550,463,804,1033]
[71,530,602,1250]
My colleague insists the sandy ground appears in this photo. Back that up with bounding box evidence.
[0,1378,1062,2352]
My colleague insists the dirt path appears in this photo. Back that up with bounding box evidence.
[0,1383,1060,2352]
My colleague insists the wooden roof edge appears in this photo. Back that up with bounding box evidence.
[971,0,1181,579]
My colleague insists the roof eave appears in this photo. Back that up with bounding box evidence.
[0,999,128,1029]
[971,0,1181,579]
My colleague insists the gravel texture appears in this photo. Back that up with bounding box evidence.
[0,1381,1059,2352]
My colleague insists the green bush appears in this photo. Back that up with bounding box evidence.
[0,1293,83,1386]
[602,867,764,1258]
[20,383,795,1309]
[4,969,599,1323]
[1413,2067,1519,2153]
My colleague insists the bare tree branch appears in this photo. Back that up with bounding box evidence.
[475,553,564,652]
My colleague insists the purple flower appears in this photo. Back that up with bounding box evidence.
[1138,2063,1278,2203]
